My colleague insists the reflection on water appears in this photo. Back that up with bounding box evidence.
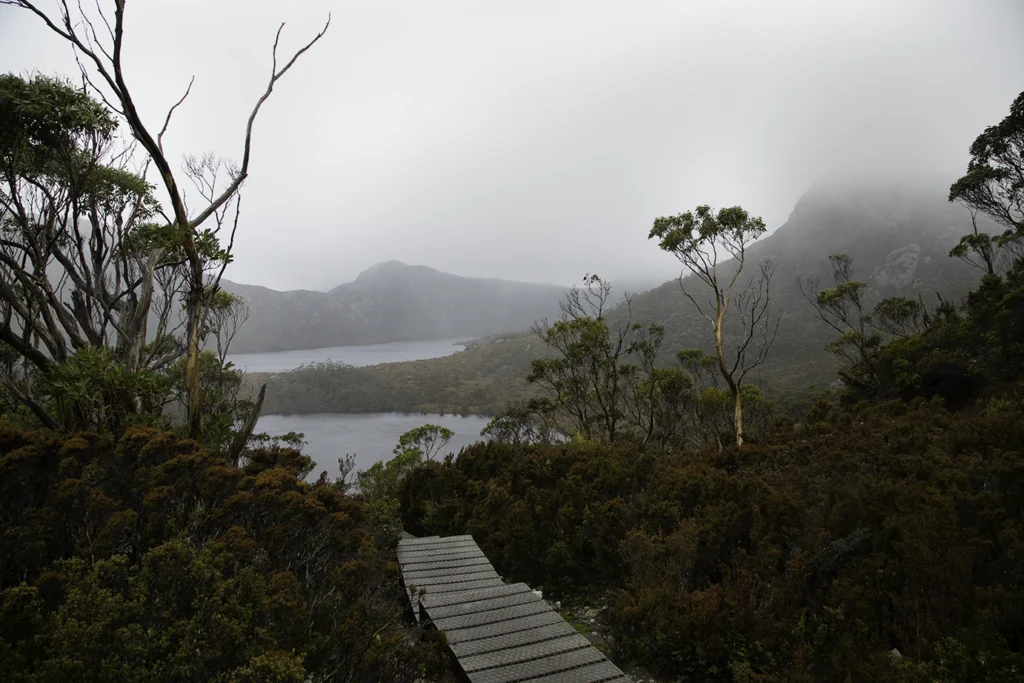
[255,412,493,478]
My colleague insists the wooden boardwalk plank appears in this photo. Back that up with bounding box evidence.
[421,582,530,608]
[526,660,630,683]
[404,563,498,581]
[425,590,538,620]
[400,556,492,573]
[397,536,473,548]
[401,549,487,566]
[431,599,553,631]
[405,571,500,587]
[450,621,579,658]
[459,632,590,671]
[467,647,607,683]
[398,542,482,560]
[417,577,507,594]
[397,535,627,683]
[443,611,566,645]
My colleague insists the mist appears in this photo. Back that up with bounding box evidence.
[1,0,1021,291]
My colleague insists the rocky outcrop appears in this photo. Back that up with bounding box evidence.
[872,243,921,289]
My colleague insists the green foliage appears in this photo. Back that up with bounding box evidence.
[480,401,557,446]
[44,347,170,434]
[837,258,1024,408]
[0,73,116,161]
[358,424,456,504]
[649,205,768,255]
[393,423,453,462]
[0,422,451,682]
[949,90,1024,236]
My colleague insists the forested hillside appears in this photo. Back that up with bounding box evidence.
[223,261,566,353]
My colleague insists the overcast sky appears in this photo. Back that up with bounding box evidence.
[2,1,1022,290]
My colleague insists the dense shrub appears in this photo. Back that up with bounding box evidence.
[401,397,1024,681]
[0,422,450,682]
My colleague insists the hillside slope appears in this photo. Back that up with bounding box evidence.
[223,262,566,353]
[616,177,986,391]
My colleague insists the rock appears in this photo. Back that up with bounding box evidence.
[583,607,597,620]
[554,600,561,610]
[889,648,903,665]
[873,244,921,289]
[532,589,543,600]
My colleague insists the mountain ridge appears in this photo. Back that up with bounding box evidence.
[222,262,568,354]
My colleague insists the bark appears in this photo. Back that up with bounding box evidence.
[227,383,266,467]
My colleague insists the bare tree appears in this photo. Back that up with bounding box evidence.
[649,205,780,447]
[4,0,330,439]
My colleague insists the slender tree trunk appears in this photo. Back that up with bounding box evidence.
[714,308,744,448]
[227,383,265,466]
[734,388,744,448]
[185,291,203,440]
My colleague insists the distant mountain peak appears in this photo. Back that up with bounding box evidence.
[353,261,439,283]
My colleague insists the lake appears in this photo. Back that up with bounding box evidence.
[255,412,493,479]
[228,338,465,373]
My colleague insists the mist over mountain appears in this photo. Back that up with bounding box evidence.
[260,178,991,415]
[615,176,986,387]
[223,262,566,353]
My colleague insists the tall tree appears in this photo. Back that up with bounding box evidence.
[649,205,779,447]
[4,0,329,440]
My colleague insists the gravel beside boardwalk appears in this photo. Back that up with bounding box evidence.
[398,535,629,683]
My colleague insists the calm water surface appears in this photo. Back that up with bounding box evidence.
[228,338,465,373]
[255,412,492,479]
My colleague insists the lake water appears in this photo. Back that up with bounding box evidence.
[255,412,493,479]
[228,338,465,373]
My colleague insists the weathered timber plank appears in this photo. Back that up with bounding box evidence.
[526,661,630,683]
[404,563,498,581]
[450,621,580,658]
[425,591,538,620]
[401,549,487,566]
[460,634,591,673]
[403,570,499,587]
[432,600,553,631]
[443,611,565,645]
[467,646,607,683]
[399,556,492,573]
[417,578,506,594]
[398,545,484,561]
[421,582,529,609]
[398,534,473,546]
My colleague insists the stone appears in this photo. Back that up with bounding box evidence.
[873,244,921,289]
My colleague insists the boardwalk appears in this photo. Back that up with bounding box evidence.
[397,535,629,683]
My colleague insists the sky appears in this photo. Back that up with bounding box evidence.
[1,1,1022,291]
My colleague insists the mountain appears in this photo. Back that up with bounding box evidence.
[614,176,988,391]
[257,178,992,415]
[223,262,566,353]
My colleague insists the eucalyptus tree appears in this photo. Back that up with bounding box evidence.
[649,205,780,447]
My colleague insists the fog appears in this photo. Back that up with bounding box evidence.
[1,0,1021,291]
